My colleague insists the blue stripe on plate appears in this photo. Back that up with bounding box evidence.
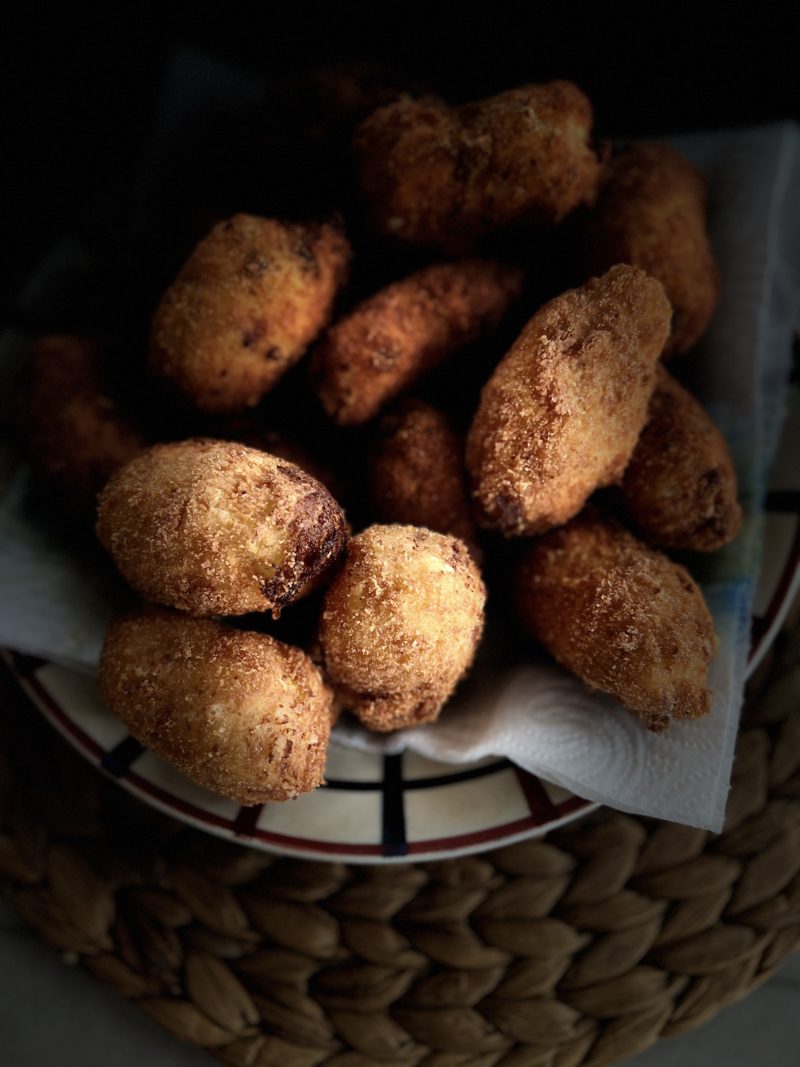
[100,735,145,777]
[381,753,408,857]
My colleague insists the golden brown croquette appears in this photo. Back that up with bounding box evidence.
[96,439,347,617]
[516,511,716,732]
[318,525,485,731]
[586,143,719,357]
[98,608,334,802]
[150,214,350,412]
[466,264,672,536]
[356,82,601,252]
[620,366,742,550]
[17,335,145,514]
[312,259,523,425]
[369,399,481,561]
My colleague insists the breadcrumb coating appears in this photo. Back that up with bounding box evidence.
[319,525,485,731]
[17,336,144,513]
[369,399,481,561]
[312,259,523,425]
[98,608,334,802]
[96,439,347,617]
[356,81,601,252]
[587,143,720,357]
[150,214,350,412]
[466,264,671,536]
[620,366,742,550]
[516,512,716,732]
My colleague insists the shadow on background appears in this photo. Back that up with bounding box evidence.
[3,5,797,314]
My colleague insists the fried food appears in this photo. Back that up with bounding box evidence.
[466,264,672,536]
[356,82,601,252]
[586,143,719,357]
[516,512,716,732]
[312,259,523,425]
[16,335,145,514]
[96,439,347,617]
[369,399,481,561]
[98,608,334,803]
[318,525,485,731]
[620,367,742,550]
[150,214,350,412]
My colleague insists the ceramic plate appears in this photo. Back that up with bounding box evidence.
[4,373,799,862]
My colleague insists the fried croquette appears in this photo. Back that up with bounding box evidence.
[356,82,601,252]
[369,400,481,561]
[312,259,523,425]
[586,143,719,357]
[467,263,674,537]
[150,214,350,412]
[466,264,671,536]
[516,512,716,732]
[620,367,742,551]
[318,525,485,731]
[98,608,334,802]
[96,439,347,617]
[16,336,145,514]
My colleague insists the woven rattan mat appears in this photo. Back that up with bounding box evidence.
[1,606,799,1067]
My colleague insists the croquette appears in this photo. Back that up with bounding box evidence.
[369,399,481,560]
[586,143,719,357]
[620,366,742,550]
[516,511,716,732]
[356,82,601,252]
[319,525,485,731]
[466,264,672,536]
[150,214,350,412]
[98,608,334,802]
[313,259,523,425]
[96,439,347,617]
[16,335,144,513]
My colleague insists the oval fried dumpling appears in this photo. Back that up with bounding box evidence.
[466,264,671,536]
[319,525,485,731]
[16,335,145,515]
[96,439,347,617]
[150,214,350,412]
[516,511,716,732]
[98,608,334,802]
[312,259,523,426]
[356,82,601,252]
[369,399,481,561]
[586,143,719,357]
[620,367,742,551]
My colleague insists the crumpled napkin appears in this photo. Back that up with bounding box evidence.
[1,51,798,831]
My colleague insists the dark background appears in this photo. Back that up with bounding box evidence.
[3,5,797,318]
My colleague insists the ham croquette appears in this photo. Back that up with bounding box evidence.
[98,608,334,802]
[96,439,347,617]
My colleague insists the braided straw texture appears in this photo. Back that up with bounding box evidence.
[1,611,799,1067]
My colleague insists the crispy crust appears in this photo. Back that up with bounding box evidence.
[516,512,716,731]
[16,335,144,513]
[312,259,523,425]
[466,264,672,536]
[319,525,485,731]
[356,82,601,252]
[369,399,481,561]
[587,143,720,356]
[98,608,333,802]
[96,439,347,617]
[620,366,742,550]
[150,214,350,412]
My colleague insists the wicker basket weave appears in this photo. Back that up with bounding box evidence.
[1,607,798,1067]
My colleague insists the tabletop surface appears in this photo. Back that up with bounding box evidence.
[1,896,798,1065]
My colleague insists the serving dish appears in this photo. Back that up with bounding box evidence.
[4,367,798,862]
